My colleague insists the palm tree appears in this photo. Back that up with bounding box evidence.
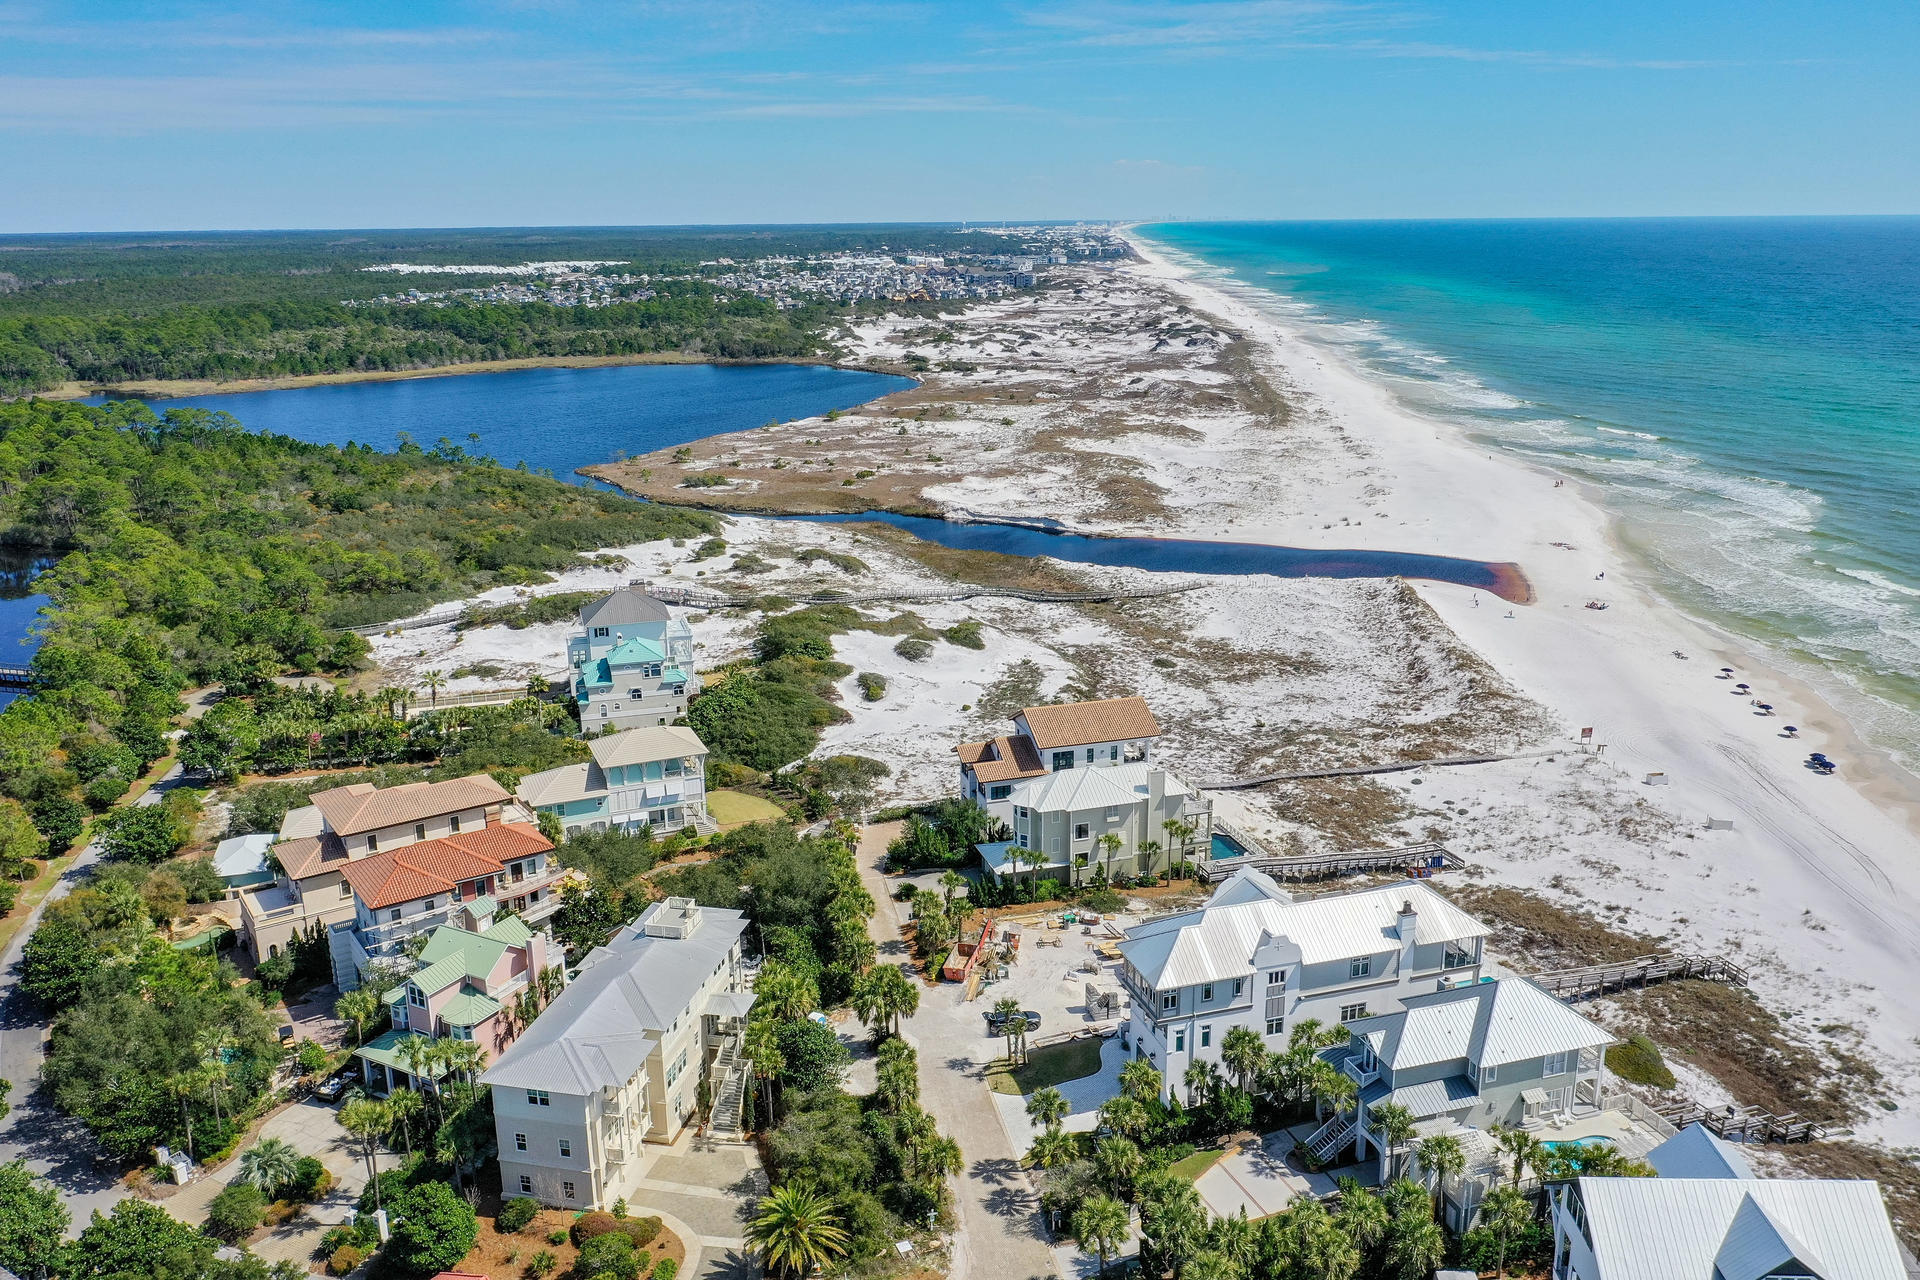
[1493,1124,1544,1187]
[754,963,820,1022]
[339,1098,392,1211]
[384,1088,424,1156]
[1072,1194,1131,1279]
[1026,1085,1069,1132]
[851,964,918,1038]
[1096,831,1124,881]
[1219,1025,1266,1095]
[1183,1059,1217,1107]
[1308,1061,1357,1118]
[1414,1132,1465,1222]
[1272,1196,1361,1280]
[1477,1184,1536,1278]
[335,987,383,1047]
[1367,1102,1418,1182]
[1137,839,1163,879]
[236,1136,301,1198]
[1098,1094,1149,1143]
[1332,1177,1387,1253]
[1379,1189,1446,1280]
[939,870,964,907]
[419,670,447,709]
[1182,1251,1236,1280]
[993,996,1023,1065]
[1028,1127,1079,1170]
[747,1185,852,1279]
[398,1034,437,1111]
[743,1021,785,1127]
[914,1134,964,1196]
[1094,1135,1143,1200]
[1116,1057,1161,1103]
[875,1038,919,1115]
[166,1070,204,1163]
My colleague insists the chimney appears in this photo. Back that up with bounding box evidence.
[1397,899,1418,967]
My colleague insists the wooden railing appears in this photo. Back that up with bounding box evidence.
[1526,953,1750,1002]
[1651,1099,1827,1144]
[1199,841,1464,884]
[1203,750,1562,790]
[646,580,1207,609]
[0,663,31,690]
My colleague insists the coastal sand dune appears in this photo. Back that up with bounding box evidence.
[398,248,1920,1153]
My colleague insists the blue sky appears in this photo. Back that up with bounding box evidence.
[2,0,1916,231]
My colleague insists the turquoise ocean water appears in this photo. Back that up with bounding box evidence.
[1138,219,1920,765]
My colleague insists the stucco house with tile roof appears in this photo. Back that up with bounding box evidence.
[957,697,1211,885]
[1550,1123,1909,1280]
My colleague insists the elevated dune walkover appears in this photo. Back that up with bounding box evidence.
[1524,952,1751,1002]
[1199,840,1469,884]
[0,663,30,691]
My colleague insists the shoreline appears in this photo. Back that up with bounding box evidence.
[24,350,916,403]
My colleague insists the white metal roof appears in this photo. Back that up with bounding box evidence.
[515,761,598,808]
[1352,977,1614,1070]
[213,832,275,879]
[1578,1176,1906,1280]
[588,724,708,768]
[1119,877,1489,989]
[1008,761,1164,813]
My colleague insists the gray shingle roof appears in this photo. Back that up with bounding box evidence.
[581,588,672,629]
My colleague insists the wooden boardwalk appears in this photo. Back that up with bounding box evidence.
[1199,840,1465,884]
[1652,1099,1827,1144]
[1204,749,1560,791]
[1526,952,1750,1002]
[0,663,29,691]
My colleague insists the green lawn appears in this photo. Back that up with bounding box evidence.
[707,789,787,827]
[985,1036,1106,1095]
[1169,1148,1225,1182]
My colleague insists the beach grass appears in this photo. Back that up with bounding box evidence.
[985,1036,1105,1095]
[707,789,787,827]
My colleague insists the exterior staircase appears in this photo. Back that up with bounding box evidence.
[707,1036,749,1140]
[1306,1112,1356,1163]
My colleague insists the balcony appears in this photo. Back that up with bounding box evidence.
[1344,1056,1381,1088]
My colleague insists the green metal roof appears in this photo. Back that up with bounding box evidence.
[439,990,503,1027]
[380,916,532,1003]
[356,1029,446,1076]
[605,634,666,666]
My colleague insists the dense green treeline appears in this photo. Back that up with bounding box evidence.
[0,397,712,850]
[0,225,994,393]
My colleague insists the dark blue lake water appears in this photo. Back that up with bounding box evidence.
[0,553,49,710]
[89,361,917,488]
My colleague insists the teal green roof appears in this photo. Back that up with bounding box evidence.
[605,634,666,667]
[466,894,497,918]
[439,990,503,1027]
[381,917,532,1003]
[356,1029,446,1076]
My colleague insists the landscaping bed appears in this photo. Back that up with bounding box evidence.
[986,1036,1105,1095]
[459,1204,686,1280]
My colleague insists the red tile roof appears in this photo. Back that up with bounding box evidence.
[1018,697,1161,750]
[310,774,510,837]
[340,823,553,910]
[955,734,1047,783]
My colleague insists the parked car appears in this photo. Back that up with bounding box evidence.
[312,1070,357,1102]
[985,1009,1043,1033]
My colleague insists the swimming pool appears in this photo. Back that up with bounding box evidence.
[1210,832,1250,860]
[1541,1136,1613,1152]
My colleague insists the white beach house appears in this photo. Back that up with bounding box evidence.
[516,724,712,837]
[1117,868,1490,1092]
[957,697,1213,884]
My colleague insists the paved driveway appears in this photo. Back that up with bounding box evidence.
[1191,1129,1336,1222]
[634,1132,765,1280]
[856,822,1060,1280]
[162,1097,370,1266]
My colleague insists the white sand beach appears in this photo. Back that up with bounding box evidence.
[383,243,1920,1154]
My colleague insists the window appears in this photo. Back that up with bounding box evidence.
[449,815,461,833]
[1052,751,1076,772]
[666,1049,689,1087]
[1016,832,1029,849]
[515,1133,527,1151]
[1478,1063,1499,1086]
[1266,970,1285,987]
[388,908,402,924]
[1109,745,1120,761]
[627,687,644,699]
[1174,1030,1186,1053]
[593,626,610,638]
[563,1181,576,1200]
[1233,978,1244,997]
[1074,823,1090,841]
[1200,1024,1212,1048]
[414,823,426,841]
[424,898,437,912]
[408,985,425,1008]
[989,784,1013,800]
[1014,806,1028,819]
[1544,1051,1569,1076]
[340,881,354,899]
[1350,957,1372,979]
[1085,747,1095,764]
[1161,992,1178,1011]
[520,1175,533,1194]
[527,1089,551,1106]
[1266,1018,1285,1035]
[1202,983,1214,1001]
[1340,1003,1369,1023]
[1443,941,1474,970]
[367,834,379,852]
[510,861,526,883]
[558,1140,572,1158]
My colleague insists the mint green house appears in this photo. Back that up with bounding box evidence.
[569,588,699,733]
[516,725,712,836]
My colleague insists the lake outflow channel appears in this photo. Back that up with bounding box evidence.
[774,510,1531,602]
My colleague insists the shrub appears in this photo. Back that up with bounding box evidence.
[295,1040,330,1075]
[327,1245,365,1276]
[730,552,774,575]
[894,637,933,663]
[856,672,886,702]
[690,537,727,561]
[529,1250,558,1277]
[573,1234,640,1280]
[289,1156,330,1202]
[652,1261,678,1280]
[1606,1034,1677,1088]
[611,1196,628,1219]
[681,473,730,488]
[572,1212,620,1247]
[941,620,985,650]
[627,1216,663,1248]
[387,1182,478,1276]
[205,1181,265,1242]
[497,1196,541,1234]
[547,1229,569,1247]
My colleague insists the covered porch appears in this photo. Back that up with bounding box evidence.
[354,1029,450,1097]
